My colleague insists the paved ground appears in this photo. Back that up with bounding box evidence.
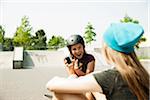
[0,66,67,100]
[0,51,110,100]
[0,60,149,100]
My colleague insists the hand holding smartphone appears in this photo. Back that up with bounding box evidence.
[65,57,72,64]
[65,57,81,68]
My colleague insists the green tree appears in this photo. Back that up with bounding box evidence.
[0,25,5,43]
[3,38,14,51]
[30,29,47,50]
[25,36,36,50]
[83,22,96,44]
[13,16,32,49]
[120,14,146,48]
[48,35,66,50]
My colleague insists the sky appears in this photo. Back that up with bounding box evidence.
[0,0,150,47]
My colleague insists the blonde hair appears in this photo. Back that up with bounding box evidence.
[102,43,149,100]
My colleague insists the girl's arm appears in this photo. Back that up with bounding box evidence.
[86,60,95,74]
[73,59,86,76]
[74,60,95,76]
[46,74,102,94]
[74,67,86,76]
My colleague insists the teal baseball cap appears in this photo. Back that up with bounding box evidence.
[103,23,144,54]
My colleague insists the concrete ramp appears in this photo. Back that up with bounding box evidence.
[23,50,109,70]
[23,51,66,68]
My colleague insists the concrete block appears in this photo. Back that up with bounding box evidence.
[13,47,24,69]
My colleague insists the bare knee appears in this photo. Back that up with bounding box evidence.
[52,92,62,100]
[85,92,95,100]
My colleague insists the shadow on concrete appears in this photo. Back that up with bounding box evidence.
[23,51,34,69]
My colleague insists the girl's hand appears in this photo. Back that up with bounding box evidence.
[64,59,71,67]
[74,59,86,76]
[64,59,76,75]
[64,58,75,68]
[74,59,82,70]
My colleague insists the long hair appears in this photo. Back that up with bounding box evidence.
[102,43,149,100]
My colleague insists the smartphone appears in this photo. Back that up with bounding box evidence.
[65,57,72,64]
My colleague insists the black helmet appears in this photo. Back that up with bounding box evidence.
[67,35,85,47]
